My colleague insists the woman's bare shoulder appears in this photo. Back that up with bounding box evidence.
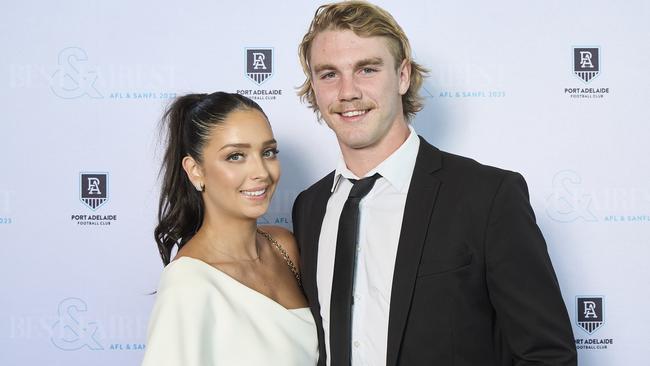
[259,225,300,268]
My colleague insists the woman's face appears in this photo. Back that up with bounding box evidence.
[191,108,280,221]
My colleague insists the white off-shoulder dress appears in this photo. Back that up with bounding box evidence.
[141,256,318,365]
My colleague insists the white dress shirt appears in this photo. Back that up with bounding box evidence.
[317,126,420,366]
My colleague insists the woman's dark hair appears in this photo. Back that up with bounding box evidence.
[154,91,267,265]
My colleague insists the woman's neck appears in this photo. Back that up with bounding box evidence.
[183,213,260,262]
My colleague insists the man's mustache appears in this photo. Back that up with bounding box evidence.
[329,101,376,114]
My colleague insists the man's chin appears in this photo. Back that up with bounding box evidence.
[335,135,375,151]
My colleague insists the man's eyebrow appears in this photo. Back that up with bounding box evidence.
[355,57,384,68]
[313,63,337,74]
[312,58,384,74]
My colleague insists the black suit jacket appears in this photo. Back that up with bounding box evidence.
[292,137,577,366]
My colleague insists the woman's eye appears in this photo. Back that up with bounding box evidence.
[263,148,279,158]
[226,153,244,161]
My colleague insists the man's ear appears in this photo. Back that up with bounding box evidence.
[398,59,411,96]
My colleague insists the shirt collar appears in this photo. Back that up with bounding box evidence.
[331,125,420,193]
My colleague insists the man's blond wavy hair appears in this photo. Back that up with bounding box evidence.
[298,1,428,121]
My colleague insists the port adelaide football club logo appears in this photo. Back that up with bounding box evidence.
[574,296,613,351]
[577,296,604,334]
[237,47,282,102]
[564,46,609,99]
[71,172,117,226]
[574,47,600,83]
[246,48,273,84]
[80,173,108,210]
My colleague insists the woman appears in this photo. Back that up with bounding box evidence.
[142,92,318,365]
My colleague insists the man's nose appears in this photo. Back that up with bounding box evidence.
[337,74,361,101]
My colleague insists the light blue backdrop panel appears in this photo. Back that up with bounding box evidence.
[1,1,648,365]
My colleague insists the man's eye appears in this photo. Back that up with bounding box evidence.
[361,67,377,74]
[321,72,336,79]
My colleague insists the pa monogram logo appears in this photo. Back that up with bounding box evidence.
[246,48,273,85]
[80,172,108,210]
[573,47,600,83]
[576,296,604,334]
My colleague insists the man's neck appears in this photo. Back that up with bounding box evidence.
[340,122,411,177]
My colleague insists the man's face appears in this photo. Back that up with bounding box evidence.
[309,29,410,154]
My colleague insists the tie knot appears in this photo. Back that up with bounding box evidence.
[348,173,381,199]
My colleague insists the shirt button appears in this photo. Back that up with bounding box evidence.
[353,341,360,348]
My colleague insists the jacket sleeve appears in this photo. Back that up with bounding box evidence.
[292,191,305,253]
[485,172,577,366]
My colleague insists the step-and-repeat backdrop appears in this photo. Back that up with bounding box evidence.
[1,1,648,365]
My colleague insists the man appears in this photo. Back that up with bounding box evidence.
[292,2,577,365]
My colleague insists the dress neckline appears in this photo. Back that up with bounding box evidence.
[172,256,310,313]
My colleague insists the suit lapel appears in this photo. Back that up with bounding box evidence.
[387,138,442,366]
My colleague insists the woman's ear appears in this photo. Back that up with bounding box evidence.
[182,156,204,192]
